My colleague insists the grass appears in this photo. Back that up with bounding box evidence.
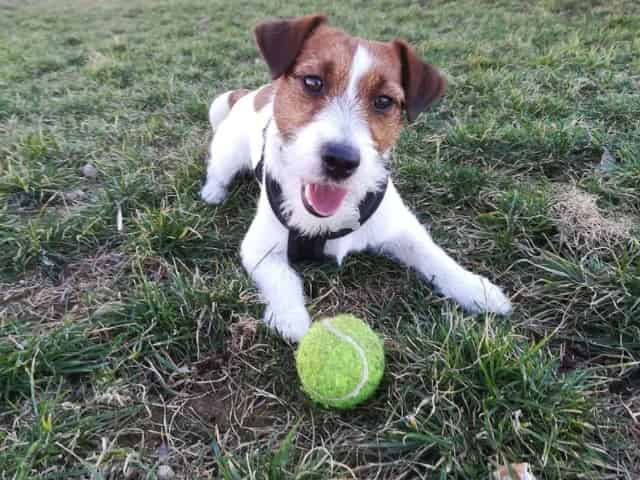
[1,0,639,478]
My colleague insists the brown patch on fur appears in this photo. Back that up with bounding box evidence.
[269,18,443,150]
[253,84,273,111]
[254,14,327,79]
[361,41,405,152]
[273,25,356,139]
[227,89,250,109]
[392,39,446,122]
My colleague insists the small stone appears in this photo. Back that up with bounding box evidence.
[64,189,87,201]
[157,465,175,480]
[156,443,169,462]
[124,466,140,479]
[597,146,616,173]
[81,163,98,178]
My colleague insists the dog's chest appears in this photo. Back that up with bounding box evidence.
[253,155,386,263]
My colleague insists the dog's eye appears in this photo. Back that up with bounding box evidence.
[373,95,393,112]
[303,75,323,93]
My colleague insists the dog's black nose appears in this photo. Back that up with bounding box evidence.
[321,142,360,180]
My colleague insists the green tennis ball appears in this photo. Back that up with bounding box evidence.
[296,314,385,409]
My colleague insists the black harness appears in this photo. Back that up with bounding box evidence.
[256,121,387,262]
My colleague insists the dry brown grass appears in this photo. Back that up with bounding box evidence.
[550,184,635,249]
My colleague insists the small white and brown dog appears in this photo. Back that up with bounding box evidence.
[201,14,511,341]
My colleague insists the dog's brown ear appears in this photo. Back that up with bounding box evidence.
[393,40,446,122]
[254,14,327,79]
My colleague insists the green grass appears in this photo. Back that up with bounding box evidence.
[1,0,639,478]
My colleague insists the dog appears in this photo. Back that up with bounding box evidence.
[201,14,512,342]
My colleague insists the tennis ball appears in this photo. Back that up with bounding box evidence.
[296,314,384,409]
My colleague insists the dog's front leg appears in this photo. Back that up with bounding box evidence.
[374,187,512,315]
[240,211,310,342]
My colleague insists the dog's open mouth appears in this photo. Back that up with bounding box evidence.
[302,183,348,217]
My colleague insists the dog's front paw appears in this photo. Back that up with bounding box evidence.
[263,306,311,343]
[455,275,512,315]
[200,180,227,204]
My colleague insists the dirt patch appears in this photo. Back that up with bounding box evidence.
[1,250,127,324]
[186,386,234,431]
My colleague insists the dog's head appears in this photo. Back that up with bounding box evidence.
[255,14,445,234]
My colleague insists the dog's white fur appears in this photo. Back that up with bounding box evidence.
[201,45,511,342]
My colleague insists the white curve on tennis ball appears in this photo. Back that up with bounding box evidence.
[319,318,369,402]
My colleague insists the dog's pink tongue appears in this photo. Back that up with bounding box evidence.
[305,183,348,216]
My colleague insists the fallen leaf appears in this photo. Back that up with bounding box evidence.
[492,462,536,480]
